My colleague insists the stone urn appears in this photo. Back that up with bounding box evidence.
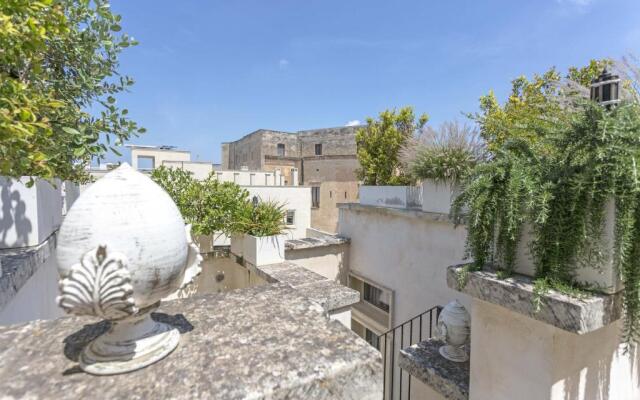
[437,300,470,362]
[55,164,201,375]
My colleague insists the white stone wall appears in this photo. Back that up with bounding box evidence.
[213,170,282,186]
[0,250,64,325]
[129,147,191,170]
[0,177,62,249]
[162,160,214,180]
[471,300,640,400]
[338,205,470,327]
[246,187,311,240]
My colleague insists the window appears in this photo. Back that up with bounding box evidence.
[345,191,347,199]
[233,173,240,183]
[329,191,332,199]
[364,282,390,312]
[365,329,380,349]
[311,186,320,208]
[277,143,285,157]
[137,156,155,171]
[315,143,322,155]
[285,210,295,225]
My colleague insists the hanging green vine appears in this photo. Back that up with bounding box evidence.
[454,100,640,342]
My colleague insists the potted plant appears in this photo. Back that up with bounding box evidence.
[236,199,288,266]
[403,121,485,214]
[151,167,250,255]
[454,95,640,341]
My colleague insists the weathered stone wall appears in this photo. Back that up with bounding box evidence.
[223,130,264,171]
[298,126,359,157]
[303,156,359,182]
[310,181,359,233]
[260,130,299,158]
[222,126,361,232]
[220,143,230,169]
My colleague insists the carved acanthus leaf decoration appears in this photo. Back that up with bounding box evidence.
[57,246,138,320]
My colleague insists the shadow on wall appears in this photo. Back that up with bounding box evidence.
[0,179,32,247]
[559,321,639,400]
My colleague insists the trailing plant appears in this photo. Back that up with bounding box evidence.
[356,107,428,186]
[1,0,144,183]
[234,199,287,237]
[454,97,640,343]
[403,121,485,185]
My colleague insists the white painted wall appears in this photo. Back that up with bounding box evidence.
[0,251,64,325]
[471,299,640,400]
[162,160,214,180]
[129,147,190,171]
[285,244,349,284]
[0,177,62,248]
[246,186,311,240]
[359,186,422,209]
[213,170,282,186]
[338,205,470,327]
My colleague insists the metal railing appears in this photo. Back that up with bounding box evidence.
[378,305,442,400]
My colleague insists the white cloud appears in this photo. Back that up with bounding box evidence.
[278,59,289,69]
[345,120,361,127]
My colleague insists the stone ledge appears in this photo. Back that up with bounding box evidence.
[0,232,57,312]
[285,236,349,251]
[398,338,469,400]
[247,261,360,313]
[338,203,452,224]
[447,264,623,334]
[0,283,382,399]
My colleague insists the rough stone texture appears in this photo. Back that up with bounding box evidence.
[222,127,360,233]
[0,232,56,311]
[399,339,469,400]
[247,261,360,313]
[0,283,382,399]
[285,235,350,251]
[338,203,453,224]
[447,264,623,334]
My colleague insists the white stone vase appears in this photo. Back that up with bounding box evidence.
[437,300,470,362]
[55,164,201,375]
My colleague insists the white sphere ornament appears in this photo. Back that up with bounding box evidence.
[56,164,201,375]
[437,300,470,362]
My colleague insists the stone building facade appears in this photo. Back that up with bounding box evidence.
[222,126,360,232]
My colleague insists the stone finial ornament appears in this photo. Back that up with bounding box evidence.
[437,300,470,362]
[56,164,201,375]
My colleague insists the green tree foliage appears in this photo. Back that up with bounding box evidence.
[1,0,144,183]
[472,59,611,151]
[454,98,640,343]
[356,107,428,185]
[151,167,250,237]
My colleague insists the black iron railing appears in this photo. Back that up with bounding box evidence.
[377,305,442,400]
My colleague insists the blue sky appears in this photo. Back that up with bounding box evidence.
[107,0,640,164]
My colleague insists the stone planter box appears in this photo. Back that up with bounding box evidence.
[195,234,214,254]
[230,234,244,257]
[359,185,422,209]
[0,177,62,249]
[243,234,287,266]
[509,198,621,294]
[421,179,460,214]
